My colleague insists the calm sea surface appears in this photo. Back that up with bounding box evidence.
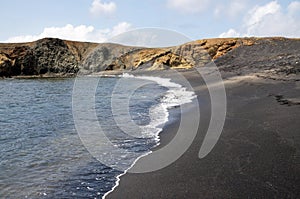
[0,77,170,198]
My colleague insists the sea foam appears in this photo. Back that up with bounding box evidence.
[103,73,196,199]
[120,73,196,138]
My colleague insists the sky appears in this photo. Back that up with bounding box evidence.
[1,0,300,43]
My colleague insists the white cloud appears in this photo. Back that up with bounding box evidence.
[219,28,241,38]
[167,0,210,13]
[219,1,300,38]
[90,0,116,16]
[111,22,132,36]
[5,22,132,43]
[246,1,280,28]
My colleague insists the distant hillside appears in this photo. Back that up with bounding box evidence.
[0,37,299,78]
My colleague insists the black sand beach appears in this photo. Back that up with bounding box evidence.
[1,37,299,198]
[108,69,300,198]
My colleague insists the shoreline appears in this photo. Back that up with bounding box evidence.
[107,69,300,198]
[3,68,299,198]
[103,72,190,198]
[5,69,191,79]
[104,93,187,199]
[102,69,208,198]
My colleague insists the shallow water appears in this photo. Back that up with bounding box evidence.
[0,76,195,198]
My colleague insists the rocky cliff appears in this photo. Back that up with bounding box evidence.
[0,37,299,78]
[0,38,98,77]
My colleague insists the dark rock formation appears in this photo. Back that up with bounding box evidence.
[214,37,300,80]
[0,38,98,77]
[82,43,139,72]
[32,38,78,74]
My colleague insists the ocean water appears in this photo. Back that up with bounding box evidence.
[0,75,195,198]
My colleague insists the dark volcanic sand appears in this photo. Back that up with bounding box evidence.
[107,68,300,198]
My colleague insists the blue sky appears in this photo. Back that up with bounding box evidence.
[1,0,300,43]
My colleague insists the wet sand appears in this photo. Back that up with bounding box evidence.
[107,69,300,198]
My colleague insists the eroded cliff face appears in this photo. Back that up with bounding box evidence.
[98,38,256,71]
[0,37,299,77]
[105,48,194,71]
[0,38,88,77]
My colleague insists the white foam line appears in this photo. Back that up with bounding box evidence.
[103,73,196,199]
[103,151,152,199]
[102,169,125,199]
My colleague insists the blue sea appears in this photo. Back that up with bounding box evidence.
[0,74,195,198]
